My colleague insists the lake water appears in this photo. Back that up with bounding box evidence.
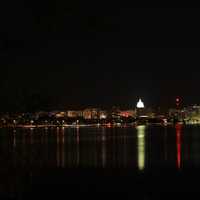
[1,125,200,199]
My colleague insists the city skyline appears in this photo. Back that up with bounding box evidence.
[1,5,200,199]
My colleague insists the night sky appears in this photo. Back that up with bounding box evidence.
[0,5,200,112]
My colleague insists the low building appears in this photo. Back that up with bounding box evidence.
[183,105,200,123]
[67,110,83,118]
[119,110,135,118]
[99,110,107,119]
[55,112,66,118]
[83,108,99,119]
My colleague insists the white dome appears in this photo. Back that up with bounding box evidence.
[136,99,144,108]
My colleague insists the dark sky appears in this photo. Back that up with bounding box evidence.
[0,5,200,112]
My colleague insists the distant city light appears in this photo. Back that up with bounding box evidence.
[136,99,144,108]
[176,97,181,104]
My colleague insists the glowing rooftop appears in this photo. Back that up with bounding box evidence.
[136,99,144,108]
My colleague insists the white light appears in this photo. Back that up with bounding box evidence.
[136,99,144,108]
[100,114,106,119]
[136,125,146,171]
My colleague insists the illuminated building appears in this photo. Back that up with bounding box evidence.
[91,108,99,119]
[169,108,185,122]
[83,109,92,119]
[169,105,200,124]
[136,98,145,117]
[67,111,83,118]
[55,112,66,118]
[119,110,135,118]
[83,108,99,119]
[99,110,107,119]
[137,99,144,108]
[183,105,200,124]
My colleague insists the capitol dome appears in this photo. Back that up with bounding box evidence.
[136,99,144,108]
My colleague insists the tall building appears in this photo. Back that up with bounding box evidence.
[137,99,144,109]
[136,98,145,117]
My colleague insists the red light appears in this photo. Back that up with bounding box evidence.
[176,98,180,102]
[176,124,182,169]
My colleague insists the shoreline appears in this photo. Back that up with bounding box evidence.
[0,122,189,129]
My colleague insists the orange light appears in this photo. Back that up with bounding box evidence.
[107,123,111,128]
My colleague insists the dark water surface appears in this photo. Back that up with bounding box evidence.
[1,125,200,199]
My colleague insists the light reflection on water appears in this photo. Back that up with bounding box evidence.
[61,128,65,168]
[176,124,182,169]
[136,125,145,171]
[101,127,106,168]
[56,127,60,168]
[1,125,200,170]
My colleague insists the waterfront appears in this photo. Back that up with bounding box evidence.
[1,125,200,199]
